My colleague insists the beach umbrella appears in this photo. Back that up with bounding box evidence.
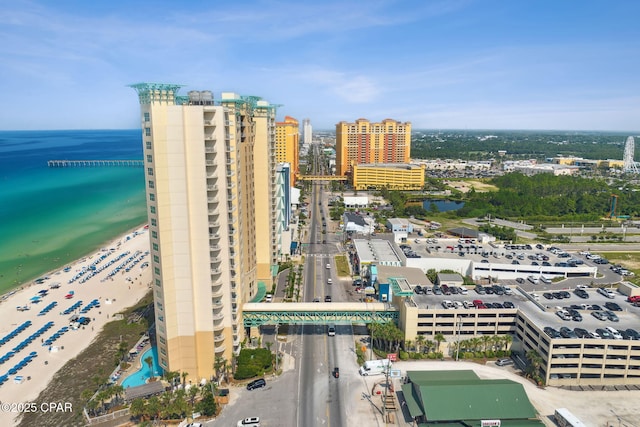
[30,296,41,301]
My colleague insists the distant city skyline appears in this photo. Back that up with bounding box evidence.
[2,0,640,132]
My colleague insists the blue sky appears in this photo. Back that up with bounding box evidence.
[2,0,640,131]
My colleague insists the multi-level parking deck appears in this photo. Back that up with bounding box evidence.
[402,280,640,386]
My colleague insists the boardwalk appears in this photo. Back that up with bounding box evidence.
[47,160,143,167]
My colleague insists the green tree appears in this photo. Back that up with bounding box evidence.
[144,355,154,380]
[433,333,445,353]
[195,389,217,416]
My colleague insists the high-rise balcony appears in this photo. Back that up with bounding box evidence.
[213,322,224,332]
[209,244,221,251]
[207,184,218,191]
[204,134,216,141]
[211,268,222,275]
[212,312,224,322]
[205,146,217,154]
[214,344,226,354]
[212,288,224,298]
[213,300,224,309]
[214,334,225,343]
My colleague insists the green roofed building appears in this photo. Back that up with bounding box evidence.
[401,370,544,427]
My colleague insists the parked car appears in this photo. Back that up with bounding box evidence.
[544,327,561,338]
[574,289,589,299]
[596,328,613,339]
[604,310,619,322]
[246,378,266,390]
[604,302,622,311]
[591,311,608,321]
[597,287,615,299]
[237,417,260,427]
[496,358,514,366]
[573,328,591,338]
[503,301,515,309]
[625,329,640,340]
[559,327,578,338]
[605,327,623,339]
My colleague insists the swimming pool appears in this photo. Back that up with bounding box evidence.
[121,347,163,388]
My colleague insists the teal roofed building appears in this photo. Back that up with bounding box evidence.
[401,370,544,427]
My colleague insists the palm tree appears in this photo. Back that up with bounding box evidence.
[481,335,492,352]
[164,370,180,387]
[469,337,482,353]
[129,398,146,420]
[415,335,426,353]
[501,334,513,352]
[214,356,227,383]
[526,349,544,383]
[181,371,189,387]
[111,384,124,406]
[144,355,154,380]
[404,339,413,352]
[146,396,161,422]
[434,333,445,353]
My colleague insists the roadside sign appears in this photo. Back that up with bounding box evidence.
[387,353,397,362]
[389,369,402,378]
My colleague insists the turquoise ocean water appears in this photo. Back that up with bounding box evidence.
[0,130,147,294]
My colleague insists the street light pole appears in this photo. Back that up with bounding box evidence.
[455,317,462,361]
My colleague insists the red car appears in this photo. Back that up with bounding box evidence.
[64,293,74,299]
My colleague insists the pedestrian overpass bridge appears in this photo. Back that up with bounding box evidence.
[242,302,398,327]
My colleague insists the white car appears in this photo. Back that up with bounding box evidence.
[441,300,454,309]
[597,287,615,299]
[327,278,332,284]
[326,263,331,269]
[605,327,623,340]
[458,287,468,295]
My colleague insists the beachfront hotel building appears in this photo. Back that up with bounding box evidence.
[302,118,312,147]
[335,118,411,176]
[275,116,299,186]
[130,83,278,381]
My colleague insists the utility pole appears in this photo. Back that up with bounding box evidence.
[455,317,462,361]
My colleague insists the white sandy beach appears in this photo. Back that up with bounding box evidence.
[0,226,152,426]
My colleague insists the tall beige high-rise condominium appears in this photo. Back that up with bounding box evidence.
[302,118,312,146]
[130,83,277,380]
[275,116,299,186]
[335,118,411,176]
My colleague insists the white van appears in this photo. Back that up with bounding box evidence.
[539,276,551,285]
[359,359,391,376]
[237,417,260,427]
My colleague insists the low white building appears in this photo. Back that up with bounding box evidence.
[344,196,369,208]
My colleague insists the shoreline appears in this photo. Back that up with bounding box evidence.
[0,224,153,426]
[0,222,148,300]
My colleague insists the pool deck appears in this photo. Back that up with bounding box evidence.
[114,339,160,389]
